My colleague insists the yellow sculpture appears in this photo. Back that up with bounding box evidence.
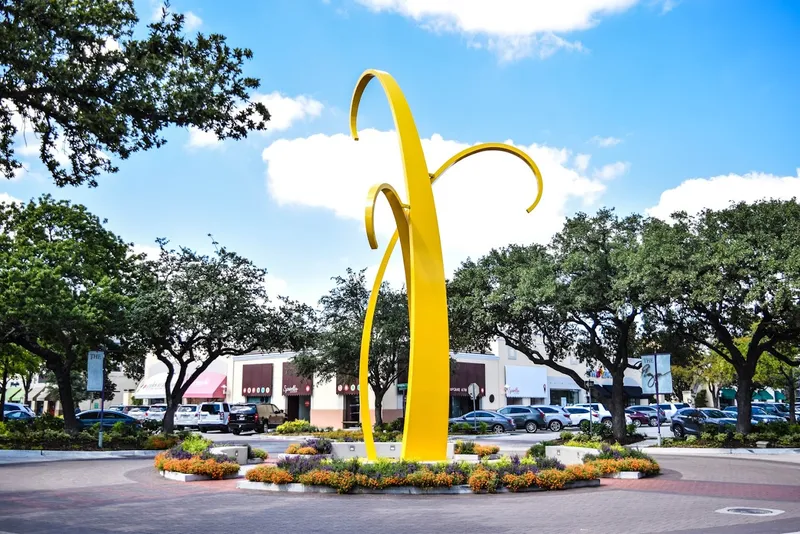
[351,69,544,461]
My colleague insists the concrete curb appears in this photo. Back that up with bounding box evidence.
[236,479,601,495]
[159,470,242,482]
[640,447,800,456]
[0,449,161,465]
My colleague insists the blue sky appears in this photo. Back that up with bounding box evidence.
[4,0,800,304]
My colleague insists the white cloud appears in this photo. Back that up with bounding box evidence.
[574,154,591,173]
[131,243,162,260]
[590,135,622,147]
[264,273,289,299]
[185,93,324,149]
[353,0,641,60]
[184,11,202,31]
[593,161,630,180]
[263,129,606,284]
[0,193,22,205]
[647,170,800,220]
[254,92,324,132]
[186,127,222,149]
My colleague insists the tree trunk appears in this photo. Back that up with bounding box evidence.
[53,366,78,432]
[373,389,384,427]
[788,374,796,424]
[610,371,627,442]
[0,360,8,423]
[22,370,34,405]
[734,371,753,434]
[708,384,718,408]
[162,394,179,435]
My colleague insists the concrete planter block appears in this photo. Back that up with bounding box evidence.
[210,446,248,464]
[247,458,264,464]
[160,470,240,482]
[607,471,644,479]
[756,441,769,449]
[331,442,455,459]
[279,453,333,460]
[453,454,480,462]
[545,446,599,466]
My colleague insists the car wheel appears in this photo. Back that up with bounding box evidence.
[219,425,230,433]
[492,424,505,434]
[672,424,684,438]
[232,428,241,435]
[602,418,612,427]
[633,419,641,428]
[548,420,563,432]
[649,416,658,427]
[525,421,538,433]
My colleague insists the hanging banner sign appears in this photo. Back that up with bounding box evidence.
[641,353,672,395]
[87,351,105,392]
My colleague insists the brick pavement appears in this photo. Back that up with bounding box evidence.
[1,456,799,533]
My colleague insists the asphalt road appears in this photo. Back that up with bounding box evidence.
[0,455,798,533]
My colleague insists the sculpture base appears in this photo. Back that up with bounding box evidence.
[331,442,455,460]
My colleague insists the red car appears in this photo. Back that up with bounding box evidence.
[624,408,650,427]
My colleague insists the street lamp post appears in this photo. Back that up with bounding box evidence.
[586,379,595,435]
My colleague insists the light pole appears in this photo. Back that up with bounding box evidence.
[586,379,595,435]
[221,384,228,402]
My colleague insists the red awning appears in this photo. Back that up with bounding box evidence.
[184,372,227,399]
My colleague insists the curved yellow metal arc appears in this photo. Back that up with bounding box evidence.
[430,143,544,213]
[357,143,544,460]
[359,183,412,460]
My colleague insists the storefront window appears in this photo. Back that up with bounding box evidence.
[343,395,359,427]
[549,390,578,406]
[246,396,271,404]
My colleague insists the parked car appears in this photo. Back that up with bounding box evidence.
[497,406,547,433]
[127,406,150,420]
[723,406,784,424]
[2,402,35,417]
[76,409,139,429]
[573,403,613,426]
[655,403,690,422]
[772,403,800,422]
[671,408,737,438]
[4,410,34,422]
[175,404,200,429]
[145,404,168,422]
[626,405,667,425]
[624,408,651,427]
[228,403,286,434]
[564,406,599,428]
[448,410,515,433]
[529,405,572,432]
[752,402,793,421]
[108,405,138,414]
[197,402,231,433]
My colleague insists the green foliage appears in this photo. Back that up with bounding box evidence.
[694,391,708,408]
[0,196,139,431]
[128,239,288,432]
[180,434,213,455]
[560,431,575,441]
[275,420,316,434]
[449,421,489,435]
[454,440,475,454]
[700,432,714,441]
[291,269,410,426]
[0,0,269,188]
[0,422,178,451]
[526,443,546,458]
[714,432,728,443]
[686,435,698,443]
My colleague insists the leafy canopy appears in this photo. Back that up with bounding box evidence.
[0,0,269,186]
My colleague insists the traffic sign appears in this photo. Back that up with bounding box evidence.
[467,382,480,400]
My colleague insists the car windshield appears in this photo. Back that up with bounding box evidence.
[149,406,166,412]
[232,405,256,414]
[751,407,767,415]
[177,406,196,413]
[703,409,726,418]
[773,404,789,413]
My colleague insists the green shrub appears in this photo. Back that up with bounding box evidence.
[714,432,728,443]
[454,440,476,455]
[686,435,698,443]
[250,448,269,460]
[694,391,708,408]
[733,432,745,443]
[625,424,638,437]
[275,420,315,435]
[181,434,213,455]
[560,431,574,441]
[700,432,714,441]
[701,424,719,435]
[527,443,546,458]
[0,422,7,436]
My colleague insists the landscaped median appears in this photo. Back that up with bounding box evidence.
[155,434,270,482]
[239,455,601,494]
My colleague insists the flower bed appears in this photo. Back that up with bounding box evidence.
[155,452,240,479]
[285,437,333,455]
[453,440,499,458]
[659,423,800,448]
[242,455,598,494]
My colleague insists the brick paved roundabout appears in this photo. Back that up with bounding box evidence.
[0,455,799,533]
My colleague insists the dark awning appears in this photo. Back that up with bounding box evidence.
[450,362,486,397]
[720,387,736,401]
[623,386,644,398]
[242,363,273,397]
[282,362,313,396]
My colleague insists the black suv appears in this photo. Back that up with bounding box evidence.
[228,403,286,434]
[497,406,547,433]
